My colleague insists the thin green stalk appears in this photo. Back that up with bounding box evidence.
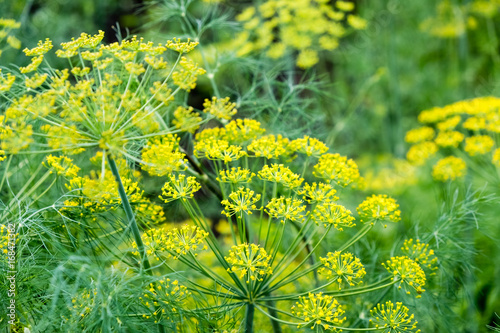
[245,303,255,333]
[338,223,373,252]
[107,153,165,333]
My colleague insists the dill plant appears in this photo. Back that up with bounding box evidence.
[0,29,225,331]
[130,118,439,332]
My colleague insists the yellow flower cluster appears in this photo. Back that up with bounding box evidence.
[310,202,355,230]
[313,153,361,187]
[406,97,500,180]
[421,0,499,39]
[159,174,201,203]
[62,169,164,224]
[203,97,237,121]
[0,30,208,159]
[401,239,438,272]
[225,243,272,283]
[258,164,304,189]
[318,251,366,290]
[141,135,187,176]
[431,156,467,182]
[247,134,290,159]
[356,194,401,225]
[43,155,81,178]
[217,167,255,184]
[382,256,426,297]
[291,292,346,331]
[289,135,329,157]
[141,279,190,321]
[0,18,21,57]
[370,301,420,333]
[298,182,338,204]
[221,187,261,218]
[172,106,203,134]
[136,224,208,261]
[234,0,367,68]
[265,197,306,224]
[69,288,96,323]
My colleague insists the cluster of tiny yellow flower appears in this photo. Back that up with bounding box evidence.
[221,187,261,218]
[356,194,401,226]
[225,243,272,283]
[369,301,420,333]
[265,197,306,224]
[291,292,346,331]
[61,162,165,225]
[65,288,97,327]
[382,256,426,297]
[159,174,202,203]
[406,96,500,181]
[421,0,499,38]
[0,18,21,57]
[0,31,212,161]
[140,279,190,323]
[141,135,187,176]
[134,224,209,261]
[233,0,367,68]
[401,239,438,273]
[43,155,81,178]
[362,158,417,193]
[313,153,362,187]
[318,251,366,290]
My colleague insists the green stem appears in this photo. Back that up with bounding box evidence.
[245,303,255,333]
[266,300,283,333]
[107,153,151,274]
[338,223,373,252]
[107,153,165,333]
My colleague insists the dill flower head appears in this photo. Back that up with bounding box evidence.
[194,138,247,163]
[172,106,202,134]
[318,251,366,290]
[141,135,187,176]
[401,239,438,272]
[258,164,304,189]
[217,167,255,184]
[406,141,438,166]
[434,131,465,148]
[203,97,237,122]
[141,278,190,321]
[225,243,272,283]
[357,194,401,225]
[298,182,338,204]
[159,174,201,203]
[234,0,366,68]
[265,197,306,224]
[464,135,495,156]
[382,256,426,297]
[313,153,361,187]
[223,118,266,145]
[289,135,329,157]
[369,301,420,333]
[221,187,261,218]
[43,155,81,178]
[165,225,209,259]
[431,156,467,182]
[404,126,435,144]
[291,293,346,331]
[63,171,144,215]
[0,18,21,54]
[310,202,355,230]
[247,134,290,159]
[0,31,209,161]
